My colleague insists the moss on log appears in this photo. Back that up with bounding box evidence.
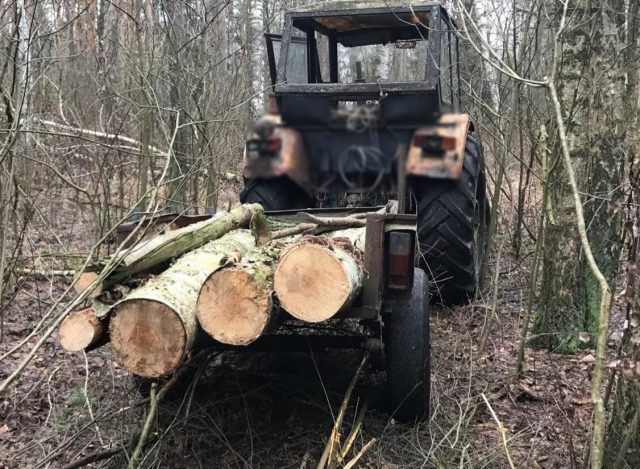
[76,204,264,296]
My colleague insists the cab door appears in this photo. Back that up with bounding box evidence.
[265,33,282,88]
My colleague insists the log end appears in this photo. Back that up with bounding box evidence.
[74,271,102,298]
[59,308,103,352]
[197,269,272,346]
[110,299,186,378]
[274,244,351,322]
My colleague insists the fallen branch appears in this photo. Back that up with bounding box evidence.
[62,448,122,469]
[481,393,516,469]
[342,438,376,469]
[15,268,75,279]
[338,399,370,464]
[297,213,366,228]
[127,377,175,469]
[271,223,317,240]
[317,353,368,469]
[32,118,168,157]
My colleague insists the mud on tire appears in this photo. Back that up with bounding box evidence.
[414,135,489,304]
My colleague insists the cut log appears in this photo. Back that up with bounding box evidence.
[73,271,102,298]
[75,204,263,297]
[59,308,104,352]
[274,229,366,322]
[197,245,282,345]
[109,230,257,377]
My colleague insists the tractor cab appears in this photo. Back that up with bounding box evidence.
[244,1,470,200]
[266,1,461,118]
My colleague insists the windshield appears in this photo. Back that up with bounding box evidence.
[335,41,428,83]
[282,11,432,85]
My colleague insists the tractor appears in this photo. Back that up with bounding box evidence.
[239,1,489,420]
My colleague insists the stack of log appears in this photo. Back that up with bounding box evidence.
[58,204,367,378]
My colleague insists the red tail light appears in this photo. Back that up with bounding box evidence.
[386,231,414,290]
[246,136,281,156]
[265,135,282,153]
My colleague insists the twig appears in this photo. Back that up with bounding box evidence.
[479,240,503,352]
[611,402,639,469]
[342,438,376,469]
[317,353,368,469]
[481,393,516,469]
[271,223,317,240]
[127,374,178,469]
[298,213,366,228]
[61,448,122,469]
[338,399,370,463]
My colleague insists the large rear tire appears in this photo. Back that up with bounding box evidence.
[414,135,488,304]
[384,268,430,421]
[240,177,314,210]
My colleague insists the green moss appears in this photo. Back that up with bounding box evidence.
[58,387,88,424]
[248,262,270,288]
[582,268,601,343]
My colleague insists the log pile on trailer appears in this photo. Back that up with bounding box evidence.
[58,204,367,379]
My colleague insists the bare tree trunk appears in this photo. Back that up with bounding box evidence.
[604,2,640,465]
[533,0,625,351]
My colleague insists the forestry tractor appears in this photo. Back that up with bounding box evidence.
[237,0,489,420]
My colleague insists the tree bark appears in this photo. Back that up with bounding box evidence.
[533,1,625,351]
[76,204,263,296]
[274,229,365,322]
[604,3,640,464]
[109,230,256,377]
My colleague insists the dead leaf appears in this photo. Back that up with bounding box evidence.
[580,354,596,363]
[516,382,543,401]
[578,332,591,343]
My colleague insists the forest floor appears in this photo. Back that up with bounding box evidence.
[0,192,626,468]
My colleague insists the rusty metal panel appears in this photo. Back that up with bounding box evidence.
[406,113,470,179]
[358,213,386,318]
[314,12,431,32]
[242,126,313,196]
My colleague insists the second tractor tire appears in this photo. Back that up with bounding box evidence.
[414,135,489,304]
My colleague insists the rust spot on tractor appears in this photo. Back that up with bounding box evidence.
[406,114,471,180]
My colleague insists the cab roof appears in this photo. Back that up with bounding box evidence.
[286,2,443,47]
[287,1,442,15]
